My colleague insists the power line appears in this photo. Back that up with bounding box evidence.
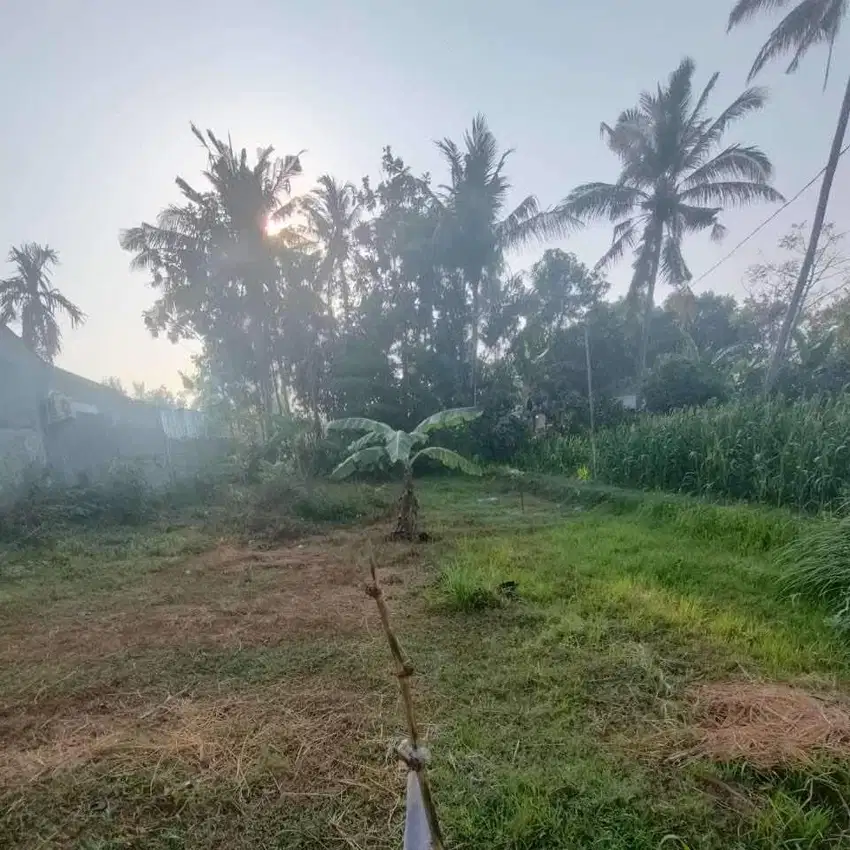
[692,142,850,287]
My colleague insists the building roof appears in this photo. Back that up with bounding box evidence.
[0,325,48,370]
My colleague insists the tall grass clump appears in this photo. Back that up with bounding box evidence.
[778,516,850,628]
[438,560,503,612]
[523,396,850,512]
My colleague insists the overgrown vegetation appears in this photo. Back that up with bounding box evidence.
[4,0,850,845]
[523,395,850,512]
[0,452,390,547]
[779,515,850,632]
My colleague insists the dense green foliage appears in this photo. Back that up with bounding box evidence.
[106,58,812,439]
[522,395,850,512]
[0,451,390,546]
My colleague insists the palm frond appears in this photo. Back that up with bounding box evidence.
[685,144,775,186]
[558,183,646,223]
[685,87,770,167]
[675,203,722,232]
[728,0,794,30]
[595,217,642,271]
[435,138,464,186]
[688,72,721,127]
[711,221,729,241]
[626,224,660,308]
[48,291,86,328]
[747,0,846,79]
[659,235,693,285]
[497,204,581,251]
[496,195,541,249]
[174,176,207,205]
[679,180,785,206]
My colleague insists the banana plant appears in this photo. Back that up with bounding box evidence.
[327,407,482,539]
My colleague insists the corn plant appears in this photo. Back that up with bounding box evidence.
[521,396,850,513]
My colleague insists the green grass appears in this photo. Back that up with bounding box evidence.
[2,476,850,848]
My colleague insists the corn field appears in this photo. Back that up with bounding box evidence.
[521,397,850,513]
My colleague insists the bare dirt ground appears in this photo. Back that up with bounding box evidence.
[1,531,421,664]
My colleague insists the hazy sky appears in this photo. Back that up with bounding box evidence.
[1,0,847,390]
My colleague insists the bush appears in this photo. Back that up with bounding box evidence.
[250,463,390,527]
[0,463,155,543]
[642,356,729,413]
[242,416,346,481]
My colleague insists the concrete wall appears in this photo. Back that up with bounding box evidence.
[0,328,48,494]
[43,366,175,485]
[0,328,49,430]
[1,327,223,491]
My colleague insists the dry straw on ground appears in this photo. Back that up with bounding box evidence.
[1,682,391,794]
[679,681,850,768]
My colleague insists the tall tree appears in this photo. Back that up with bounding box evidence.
[120,125,304,418]
[302,175,362,324]
[0,243,85,363]
[435,114,577,404]
[744,221,850,358]
[558,58,783,391]
[728,0,850,391]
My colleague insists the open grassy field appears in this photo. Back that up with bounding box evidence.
[3,476,850,848]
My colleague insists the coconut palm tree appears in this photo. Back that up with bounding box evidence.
[557,58,784,388]
[728,0,850,391]
[120,125,304,414]
[301,175,362,324]
[435,114,579,404]
[0,243,85,362]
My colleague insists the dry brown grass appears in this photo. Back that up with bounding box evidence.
[0,529,424,834]
[0,680,398,795]
[679,681,850,768]
[0,532,421,666]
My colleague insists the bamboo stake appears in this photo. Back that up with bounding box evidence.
[366,554,445,850]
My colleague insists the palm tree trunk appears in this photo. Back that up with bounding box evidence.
[276,357,292,416]
[318,252,335,321]
[470,271,480,406]
[637,227,663,404]
[584,321,597,477]
[765,73,850,393]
